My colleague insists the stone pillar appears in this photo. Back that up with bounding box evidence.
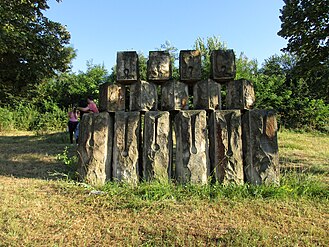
[226,79,255,110]
[129,80,158,111]
[161,80,189,111]
[112,112,140,184]
[193,79,221,110]
[147,51,171,83]
[143,111,172,182]
[179,50,201,83]
[175,110,209,184]
[116,51,139,84]
[77,112,113,186]
[210,49,236,83]
[99,82,125,112]
[242,110,279,185]
[209,110,243,184]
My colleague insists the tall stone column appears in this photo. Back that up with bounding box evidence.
[143,111,172,182]
[209,110,243,184]
[174,110,209,184]
[242,110,279,185]
[99,82,125,112]
[112,112,140,184]
[193,79,221,110]
[77,112,113,186]
[129,80,158,111]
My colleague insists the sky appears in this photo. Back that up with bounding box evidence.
[46,0,288,73]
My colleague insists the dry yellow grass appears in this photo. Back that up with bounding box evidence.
[0,130,328,246]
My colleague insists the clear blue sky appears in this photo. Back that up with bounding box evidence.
[46,0,287,73]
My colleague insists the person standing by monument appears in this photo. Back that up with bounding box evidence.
[67,106,79,144]
[77,96,99,113]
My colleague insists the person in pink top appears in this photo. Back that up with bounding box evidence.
[67,106,79,144]
[77,96,99,113]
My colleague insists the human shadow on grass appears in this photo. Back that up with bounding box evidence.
[0,132,77,180]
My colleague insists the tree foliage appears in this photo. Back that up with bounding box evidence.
[278,0,329,101]
[0,0,75,104]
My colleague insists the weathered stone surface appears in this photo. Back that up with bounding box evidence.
[129,80,158,111]
[175,110,209,184]
[77,112,113,186]
[210,49,236,82]
[242,110,279,185]
[112,112,140,184]
[143,111,171,181]
[116,51,139,84]
[193,79,221,110]
[209,110,243,184]
[226,79,255,110]
[179,50,201,83]
[161,80,189,111]
[99,82,125,112]
[147,51,171,83]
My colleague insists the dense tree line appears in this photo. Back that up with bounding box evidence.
[0,0,327,132]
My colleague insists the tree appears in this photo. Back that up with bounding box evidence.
[0,0,75,104]
[278,0,329,101]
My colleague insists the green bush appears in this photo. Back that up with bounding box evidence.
[0,107,14,131]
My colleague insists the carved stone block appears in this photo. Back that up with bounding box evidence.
[226,79,255,110]
[193,79,221,110]
[175,110,209,184]
[99,82,125,112]
[77,112,113,186]
[161,80,189,111]
[242,110,279,185]
[147,51,171,83]
[129,80,158,111]
[210,49,236,82]
[143,111,172,181]
[116,51,139,84]
[112,112,140,184]
[179,50,201,83]
[209,110,243,184]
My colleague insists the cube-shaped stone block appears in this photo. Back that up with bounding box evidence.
[210,49,236,82]
[143,111,172,181]
[99,82,125,112]
[226,79,255,110]
[179,50,201,83]
[112,112,140,184]
[193,79,221,110]
[209,110,243,184]
[147,51,171,83]
[175,110,209,184]
[129,80,158,111]
[242,110,279,185]
[77,112,113,186]
[116,51,139,84]
[161,80,189,111]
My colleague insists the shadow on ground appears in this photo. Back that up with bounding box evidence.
[0,132,77,180]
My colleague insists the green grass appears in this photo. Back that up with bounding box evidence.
[0,129,328,246]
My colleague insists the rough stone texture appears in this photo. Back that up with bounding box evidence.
[179,50,201,83]
[175,110,209,184]
[99,82,125,112]
[209,110,243,184]
[210,49,236,82]
[147,51,171,83]
[193,79,221,110]
[143,111,171,181]
[112,112,140,184]
[116,51,139,84]
[242,110,279,185]
[77,112,113,186]
[161,80,189,111]
[226,79,255,110]
[129,80,158,111]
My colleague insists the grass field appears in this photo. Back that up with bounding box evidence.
[0,129,328,246]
